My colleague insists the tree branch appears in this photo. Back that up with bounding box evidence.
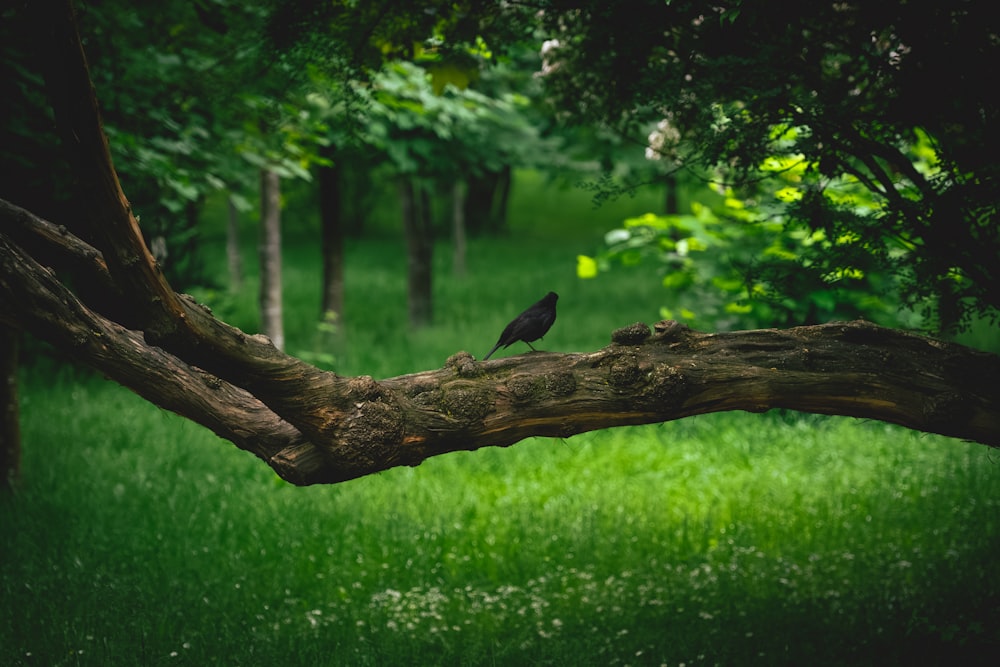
[3,212,997,485]
[34,0,179,335]
[0,228,329,485]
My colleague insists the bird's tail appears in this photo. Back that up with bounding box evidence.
[482,343,502,360]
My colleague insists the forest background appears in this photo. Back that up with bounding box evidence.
[2,1,998,665]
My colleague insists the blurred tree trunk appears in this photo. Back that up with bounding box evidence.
[226,195,243,291]
[399,177,433,328]
[0,325,19,492]
[664,172,679,215]
[451,180,467,278]
[464,165,511,236]
[259,168,284,351]
[318,158,344,325]
[493,165,512,234]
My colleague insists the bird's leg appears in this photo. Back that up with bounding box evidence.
[526,341,538,352]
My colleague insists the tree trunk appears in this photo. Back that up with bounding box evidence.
[464,172,492,235]
[451,179,467,278]
[664,172,679,215]
[226,195,243,291]
[318,160,344,323]
[399,177,433,328]
[493,164,512,234]
[464,166,512,236]
[259,168,284,351]
[0,324,20,492]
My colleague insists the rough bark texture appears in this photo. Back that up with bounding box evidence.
[2,1,997,487]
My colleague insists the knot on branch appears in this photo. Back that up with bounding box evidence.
[345,400,404,460]
[607,353,644,388]
[249,332,276,348]
[321,375,404,470]
[612,322,652,345]
[506,370,577,403]
[199,370,223,390]
[446,351,479,377]
[347,375,384,401]
[645,364,687,403]
[441,381,494,422]
[653,319,692,341]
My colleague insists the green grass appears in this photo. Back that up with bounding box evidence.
[3,171,1000,665]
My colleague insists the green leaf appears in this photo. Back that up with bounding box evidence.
[576,255,599,279]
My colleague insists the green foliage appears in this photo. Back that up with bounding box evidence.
[579,151,920,330]
[64,0,278,287]
[538,0,1000,332]
[357,60,546,181]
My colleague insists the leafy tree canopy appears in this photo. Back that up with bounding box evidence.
[535,0,998,332]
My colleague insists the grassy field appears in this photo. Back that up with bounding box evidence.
[3,172,1000,665]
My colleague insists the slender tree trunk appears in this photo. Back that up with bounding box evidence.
[0,325,20,492]
[319,160,344,322]
[226,195,244,291]
[464,172,491,235]
[493,164,512,234]
[399,177,433,328]
[259,168,284,351]
[464,166,512,236]
[451,179,467,278]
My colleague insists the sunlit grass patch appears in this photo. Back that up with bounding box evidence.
[5,375,1000,665]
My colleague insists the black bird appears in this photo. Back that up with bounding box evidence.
[483,292,558,360]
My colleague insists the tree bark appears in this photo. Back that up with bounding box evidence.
[0,324,20,492]
[259,168,284,351]
[399,177,433,328]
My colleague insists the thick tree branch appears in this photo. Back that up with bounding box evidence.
[3,211,998,485]
[34,0,178,333]
[0,229,329,485]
